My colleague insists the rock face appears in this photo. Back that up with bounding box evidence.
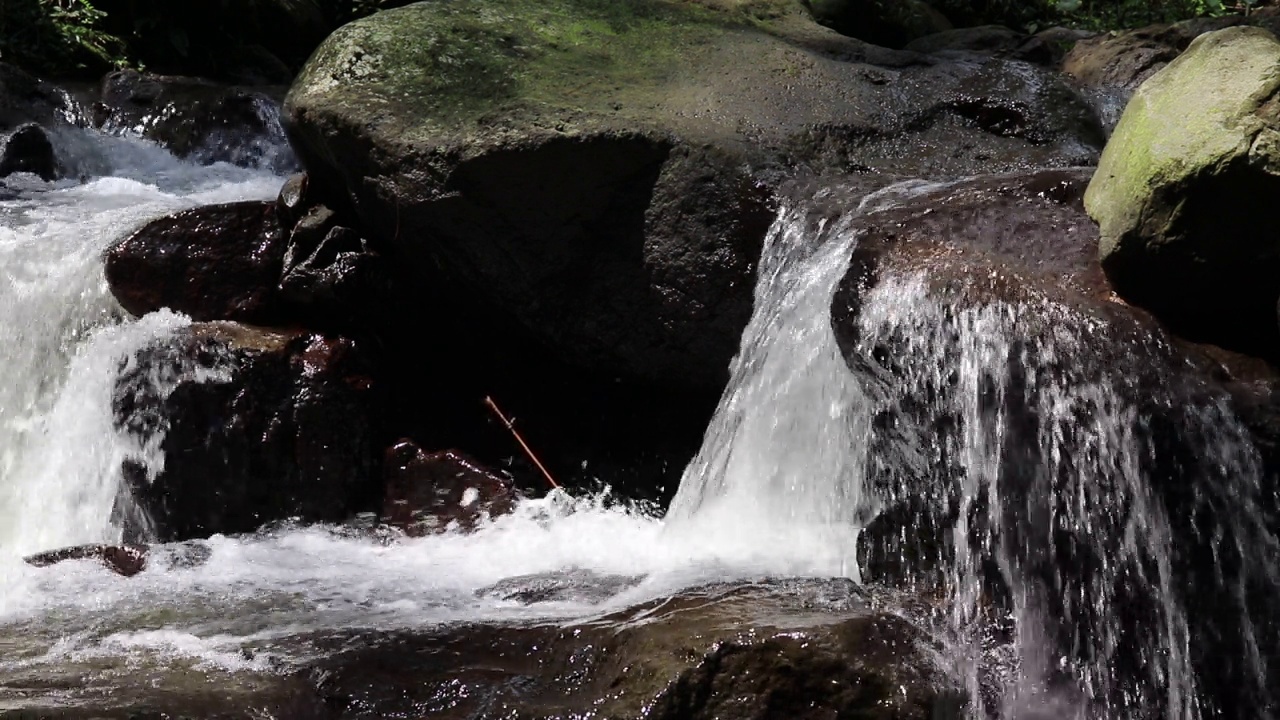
[113,323,377,542]
[283,0,1102,390]
[381,443,517,535]
[827,169,1280,719]
[307,579,966,719]
[0,123,57,181]
[1084,26,1280,359]
[24,544,148,577]
[0,62,69,132]
[94,70,294,169]
[104,200,290,324]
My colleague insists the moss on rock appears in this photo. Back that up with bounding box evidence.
[1085,26,1280,356]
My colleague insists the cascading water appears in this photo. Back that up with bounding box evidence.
[2,119,1277,718]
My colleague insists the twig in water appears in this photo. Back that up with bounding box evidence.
[483,396,562,490]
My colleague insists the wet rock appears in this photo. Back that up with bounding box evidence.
[93,69,294,170]
[1085,27,1280,359]
[476,569,644,604]
[825,167,1280,719]
[24,544,148,577]
[0,62,69,132]
[0,123,57,181]
[382,443,517,535]
[285,0,1102,391]
[905,24,1026,56]
[104,200,288,324]
[279,224,393,330]
[306,579,967,719]
[113,322,378,542]
[1062,16,1256,132]
[275,172,311,229]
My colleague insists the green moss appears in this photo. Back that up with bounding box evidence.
[292,0,761,135]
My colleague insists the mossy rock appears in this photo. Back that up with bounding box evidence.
[1085,26,1280,357]
[285,0,1102,390]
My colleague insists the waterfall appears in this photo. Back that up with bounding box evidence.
[668,186,1280,719]
[0,131,283,559]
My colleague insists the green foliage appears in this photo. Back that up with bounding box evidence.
[0,0,129,77]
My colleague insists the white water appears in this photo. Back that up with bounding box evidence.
[1,129,1274,719]
[0,135,873,693]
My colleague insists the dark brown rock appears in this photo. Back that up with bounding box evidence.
[285,1,1103,392]
[94,69,294,169]
[104,200,288,324]
[382,443,517,535]
[275,172,311,229]
[0,62,69,132]
[112,322,378,542]
[24,544,148,577]
[305,579,966,719]
[0,123,57,181]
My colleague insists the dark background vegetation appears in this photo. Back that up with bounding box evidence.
[0,0,1270,79]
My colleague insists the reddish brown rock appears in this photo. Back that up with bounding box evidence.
[104,201,288,324]
[24,544,148,577]
[382,442,517,535]
[113,322,378,542]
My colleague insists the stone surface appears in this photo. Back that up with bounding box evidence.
[1084,26,1280,358]
[284,0,1102,390]
[381,443,517,535]
[305,579,966,719]
[0,123,57,181]
[24,544,148,577]
[94,70,294,169]
[112,322,378,542]
[0,62,69,132]
[824,167,1280,719]
[104,200,289,324]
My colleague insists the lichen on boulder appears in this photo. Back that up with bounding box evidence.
[1085,26,1280,357]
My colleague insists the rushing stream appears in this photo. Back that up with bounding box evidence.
[1,126,1278,718]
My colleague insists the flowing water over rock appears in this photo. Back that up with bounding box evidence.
[1,129,1277,719]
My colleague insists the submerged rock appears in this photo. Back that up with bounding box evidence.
[283,0,1101,391]
[1085,26,1280,359]
[0,123,57,181]
[113,322,378,542]
[381,443,517,535]
[24,544,148,577]
[306,579,966,719]
[104,200,289,325]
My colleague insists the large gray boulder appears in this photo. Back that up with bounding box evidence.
[1084,26,1280,358]
[284,0,1102,390]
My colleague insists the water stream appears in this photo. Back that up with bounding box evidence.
[1,127,1277,718]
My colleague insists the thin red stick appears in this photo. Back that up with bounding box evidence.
[484,396,561,490]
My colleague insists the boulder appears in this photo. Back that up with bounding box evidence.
[104,200,290,324]
[823,168,1280,718]
[1084,26,1280,359]
[284,0,1102,390]
[0,123,57,181]
[93,70,294,169]
[306,579,967,719]
[381,443,517,535]
[0,62,69,132]
[112,322,378,542]
[24,544,148,577]
[809,0,952,48]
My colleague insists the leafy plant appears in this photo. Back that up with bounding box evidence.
[0,0,128,76]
